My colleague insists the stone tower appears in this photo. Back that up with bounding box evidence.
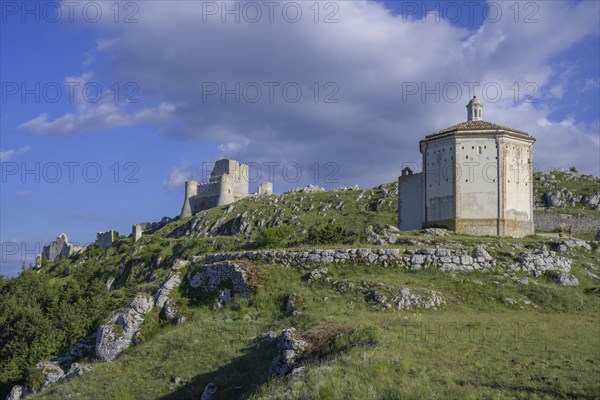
[466,96,483,121]
[398,97,536,238]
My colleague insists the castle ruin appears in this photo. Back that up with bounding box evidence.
[180,159,272,217]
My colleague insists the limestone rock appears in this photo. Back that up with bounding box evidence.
[516,277,529,285]
[55,335,96,366]
[505,297,517,305]
[6,386,26,400]
[65,363,93,378]
[163,299,179,320]
[171,259,190,271]
[95,295,154,362]
[130,293,154,315]
[545,191,563,208]
[35,361,65,390]
[290,184,325,193]
[155,274,182,310]
[517,249,572,277]
[392,288,445,310]
[472,246,492,261]
[552,273,579,286]
[306,268,328,283]
[271,328,308,378]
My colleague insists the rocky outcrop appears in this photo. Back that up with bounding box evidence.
[7,361,93,399]
[6,386,25,400]
[95,293,154,362]
[392,288,445,310]
[189,262,253,298]
[551,273,579,287]
[289,184,326,193]
[55,335,96,366]
[155,274,181,310]
[554,239,593,252]
[271,328,308,378]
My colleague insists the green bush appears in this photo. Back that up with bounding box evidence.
[255,225,293,248]
[304,224,353,245]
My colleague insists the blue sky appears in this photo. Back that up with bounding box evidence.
[1,0,599,276]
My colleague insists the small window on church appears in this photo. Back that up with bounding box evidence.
[465,155,468,159]
[477,146,482,155]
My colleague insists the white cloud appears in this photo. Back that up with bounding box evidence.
[0,145,31,161]
[163,162,193,190]
[19,73,175,136]
[22,1,600,182]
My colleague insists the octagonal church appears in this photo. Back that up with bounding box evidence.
[398,97,535,238]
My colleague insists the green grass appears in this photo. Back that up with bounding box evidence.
[7,178,600,399]
[30,258,600,400]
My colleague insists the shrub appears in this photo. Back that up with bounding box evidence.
[304,224,353,245]
[255,225,293,248]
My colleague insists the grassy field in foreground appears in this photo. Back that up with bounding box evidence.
[31,262,600,400]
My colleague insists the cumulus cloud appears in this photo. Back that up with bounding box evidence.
[19,73,175,136]
[163,162,194,190]
[24,1,600,183]
[0,145,31,161]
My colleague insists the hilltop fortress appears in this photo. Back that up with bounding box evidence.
[180,159,273,217]
[398,97,536,238]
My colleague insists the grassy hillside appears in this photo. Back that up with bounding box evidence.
[1,180,599,400]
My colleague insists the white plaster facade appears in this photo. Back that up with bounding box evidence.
[399,97,536,237]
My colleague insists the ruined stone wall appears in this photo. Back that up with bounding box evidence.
[398,172,423,230]
[534,212,600,233]
[42,233,77,261]
[96,231,115,249]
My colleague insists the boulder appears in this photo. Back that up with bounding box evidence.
[516,277,529,285]
[65,363,93,378]
[544,191,563,208]
[6,386,26,400]
[35,361,65,390]
[130,293,154,315]
[392,288,445,310]
[271,328,308,378]
[472,246,492,261]
[553,273,579,287]
[155,274,182,310]
[95,295,154,362]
